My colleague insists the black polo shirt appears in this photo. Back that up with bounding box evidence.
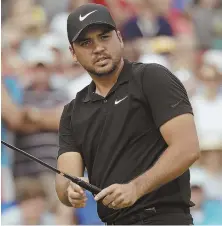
[58,59,194,222]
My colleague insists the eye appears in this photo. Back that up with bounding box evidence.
[101,34,110,40]
[80,40,91,47]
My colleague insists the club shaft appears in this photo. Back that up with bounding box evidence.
[1,140,101,194]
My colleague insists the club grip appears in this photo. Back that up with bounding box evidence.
[77,179,102,195]
[64,173,101,194]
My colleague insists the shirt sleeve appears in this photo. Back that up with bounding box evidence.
[141,63,193,128]
[58,100,80,158]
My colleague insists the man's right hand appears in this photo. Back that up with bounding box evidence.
[67,178,88,208]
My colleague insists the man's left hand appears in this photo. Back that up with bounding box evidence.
[94,182,139,209]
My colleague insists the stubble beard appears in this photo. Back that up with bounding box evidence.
[85,57,121,77]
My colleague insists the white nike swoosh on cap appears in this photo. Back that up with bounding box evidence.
[79,10,97,21]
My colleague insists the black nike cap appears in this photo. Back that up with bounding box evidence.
[67,3,117,44]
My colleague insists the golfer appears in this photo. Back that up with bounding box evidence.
[56,3,200,225]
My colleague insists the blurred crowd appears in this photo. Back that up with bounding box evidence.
[1,0,222,225]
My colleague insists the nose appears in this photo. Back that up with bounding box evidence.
[92,41,105,54]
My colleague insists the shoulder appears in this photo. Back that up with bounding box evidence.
[131,62,186,93]
[144,62,172,74]
[62,84,89,109]
[62,99,76,117]
[132,62,176,81]
[61,84,90,117]
[75,85,90,102]
[146,63,182,84]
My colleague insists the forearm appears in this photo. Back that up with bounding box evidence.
[131,145,200,199]
[2,85,24,130]
[56,175,89,207]
[17,122,40,134]
[2,109,24,131]
[38,107,63,131]
[2,107,38,133]
[39,117,60,130]
[56,175,73,207]
[56,153,85,207]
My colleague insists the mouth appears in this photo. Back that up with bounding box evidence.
[95,57,110,66]
[95,56,110,63]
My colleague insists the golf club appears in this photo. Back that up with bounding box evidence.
[1,140,101,195]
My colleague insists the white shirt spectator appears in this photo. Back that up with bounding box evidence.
[138,53,171,70]
[191,95,222,199]
[67,72,92,99]
[191,94,222,150]
[190,167,222,200]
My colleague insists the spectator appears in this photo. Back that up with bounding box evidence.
[202,49,222,75]
[190,0,220,50]
[1,177,56,225]
[136,36,175,69]
[1,29,25,78]
[199,149,222,200]
[191,51,222,200]
[1,83,23,213]
[38,32,71,90]
[191,51,222,134]
[67,71,92,99]
[190,167,222,225]
[49,0,91,39]
[38,0,70,21]
[13,47,72,224]
[120,0,174,41]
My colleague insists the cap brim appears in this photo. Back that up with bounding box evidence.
[71,22,116,42]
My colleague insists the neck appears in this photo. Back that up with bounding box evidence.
[91,58,124,97]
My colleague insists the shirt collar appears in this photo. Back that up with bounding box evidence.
[83,59,132,103]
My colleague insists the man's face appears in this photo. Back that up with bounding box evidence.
[31,63,50,85]
[71,25,124,77]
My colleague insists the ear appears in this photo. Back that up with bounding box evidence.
[116,30,124,49]
[69,45,77,62]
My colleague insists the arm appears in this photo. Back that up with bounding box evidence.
[133,64,200,197]
[2,83,40,133]
[131,113,200,198]
[39,106,64,130]
[55,102,85,206]
[56,152,84,206]
[27,106,64,131]
[17,121,40,134]
[1,83,24,130]
[37,91,70,130]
